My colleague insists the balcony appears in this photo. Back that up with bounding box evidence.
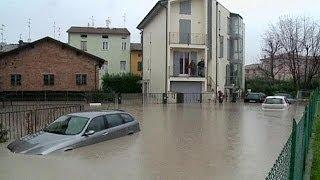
[169,32,206,45]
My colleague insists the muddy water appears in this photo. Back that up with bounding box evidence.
[0,103,305,180]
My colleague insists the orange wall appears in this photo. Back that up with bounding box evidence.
[130,50,142,76]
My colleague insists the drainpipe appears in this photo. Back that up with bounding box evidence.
[160,2,168,94]
[95,63,98,91]
[215,2,219,99]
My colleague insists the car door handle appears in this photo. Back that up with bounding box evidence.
[103,132,109,136]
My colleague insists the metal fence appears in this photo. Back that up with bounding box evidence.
[266,88,320,180]
[0,104,84,140]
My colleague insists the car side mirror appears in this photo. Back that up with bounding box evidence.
[84,130,95,137]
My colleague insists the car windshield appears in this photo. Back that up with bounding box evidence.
[44,116,89,135]
[265,98,283,104]
[275,93,293,99]
[247,94,260,99]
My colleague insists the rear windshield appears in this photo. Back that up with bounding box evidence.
[247,94,260,99]
[265,98,283,104]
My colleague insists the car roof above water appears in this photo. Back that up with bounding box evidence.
[266,96,286,99]
[68,110,127,119]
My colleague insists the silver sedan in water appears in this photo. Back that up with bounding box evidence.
[7,111,140,155]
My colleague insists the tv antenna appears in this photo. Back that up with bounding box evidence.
[27,18,31,42]
[57,27,61,40]
[19,34,22,41]
[53,21,56,38]
[122,13,127,28]
[106,17,111,28]
[0,24,5,43]
[89,16,95,27]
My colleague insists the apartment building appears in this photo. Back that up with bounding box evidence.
[67,27,131,87]
[137,0,245,96]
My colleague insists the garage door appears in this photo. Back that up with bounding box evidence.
[170,82,202,103]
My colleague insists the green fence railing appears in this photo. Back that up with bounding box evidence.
[266,88,320,180]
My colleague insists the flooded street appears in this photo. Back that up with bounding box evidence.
[0,103,305,180]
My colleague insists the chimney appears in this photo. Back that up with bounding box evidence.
[18,40,24,46]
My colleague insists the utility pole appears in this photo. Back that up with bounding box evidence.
[27,19,31,42]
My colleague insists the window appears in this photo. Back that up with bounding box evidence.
[106,114,123,128]
[180,0,191,15]
[121,42,127,50]
[44,74,54,86]
[227,38,231,60]
[80,41,87,51]
[86,116,106,132]
[76,74,87,85]
[120,61,126,71]
[80,34,87,38]
[11,74,21,86]
[137,62,143,72]
[120,114,134,123]
[102,42,109,50]
[219,36,224,58]
[227,17,231,34]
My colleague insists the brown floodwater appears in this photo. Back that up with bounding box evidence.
[0,103,305,180]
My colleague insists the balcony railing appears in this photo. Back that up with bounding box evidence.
[170,66,206,78]
[169,32,206,45]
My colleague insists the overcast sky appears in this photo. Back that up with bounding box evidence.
[1,0,320,64]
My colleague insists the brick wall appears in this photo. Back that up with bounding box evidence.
[0,40,100,92]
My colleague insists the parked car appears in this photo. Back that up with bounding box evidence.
[274,93,296,104]
[7,111,140,155]
[244,93,266,103]
[262,96,290,110]
[297,90,310,101]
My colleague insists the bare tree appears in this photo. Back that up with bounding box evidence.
[264,16,320,90]
[259,30,282,82]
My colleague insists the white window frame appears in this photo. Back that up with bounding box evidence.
[80,41,87,51]
[121,42,127,51]
[120,61,126,71]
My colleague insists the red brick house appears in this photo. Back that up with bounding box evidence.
[0,37,105,93]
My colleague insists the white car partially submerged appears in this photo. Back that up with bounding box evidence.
[262,96,290,110]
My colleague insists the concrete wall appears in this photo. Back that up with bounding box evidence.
[208,1,231,92]
[169,0,206,35]
[0,40,99,92]
[216,3,231,92]
[142,8,167,93]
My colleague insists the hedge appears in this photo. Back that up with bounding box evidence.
[102,73,142,93]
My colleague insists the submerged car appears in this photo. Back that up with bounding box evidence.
[7,111,140,155]
[262,96,290,110]
[274,93,296,104]
[244,93,266,103]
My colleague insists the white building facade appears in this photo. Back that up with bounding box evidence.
[137,0,245,96]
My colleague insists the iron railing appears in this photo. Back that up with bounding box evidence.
[169,32,206,45]
[266,87,320,180]
[0,104,84,140]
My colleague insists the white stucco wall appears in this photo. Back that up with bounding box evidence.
[169,0,206,35]
[142,8,167,93]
